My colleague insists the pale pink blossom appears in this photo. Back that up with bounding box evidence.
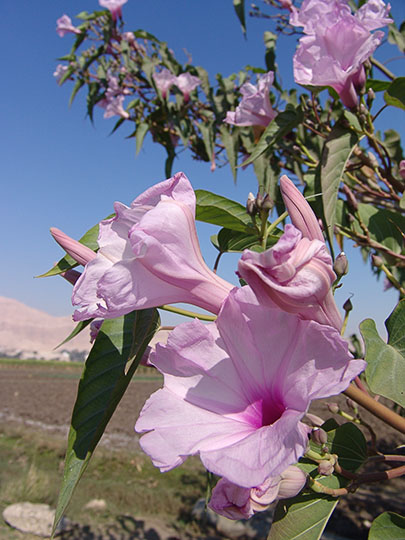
[53,64,69,84]
[238,225,341,329]
[174,73,202,101]
[291,0,390,108]
[238,175,342,330]
[225,72,277,128]
[56,15,81,38]
[72,173,234,321]
[153,68,177,98]
[97,75,129,119]
[135,286,365,488]
[99,0,128,20]
[209,466,307,520]
[50,227,96,267]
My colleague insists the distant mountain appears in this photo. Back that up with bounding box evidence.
[0,297,92,361]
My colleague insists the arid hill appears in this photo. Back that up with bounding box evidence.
[0,297,91,361]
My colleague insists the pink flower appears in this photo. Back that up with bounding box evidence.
[135,286,365,488]
[209,466,307,520]
[238,175,342,330]
[56,15,81,38]
[153,68,177,98]
[238,225,341,329]
[53,64,69,84]
[72,173,234,321]
[50,227,96,267]
[97,75,129,119]
[99,0,128,20]
[291,0,390,108]
[174,73,202,101]
[225,72,277,128]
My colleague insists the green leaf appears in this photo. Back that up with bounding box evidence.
[366,79,392,92]
[54,320,93,350]
[133,29,162,43]
[355,203,405,256]
[68,79,85,106]
[195,190,256,233]
[219,126,239,182]
[316,125,359,255]
[53,309,160,534]
[198,122,215,165]
[242,105,303,166]
[388,21,405,54]
[369,512,405,539]
[39,218,109,278]
[233,0,246,35]
[211,227,281,254]
[384,77,405,110]
[135,122,149,156]
[264,31,277,77]
[269,421,367,540]
[361,300,405,407]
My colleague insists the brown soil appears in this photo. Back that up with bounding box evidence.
[1,362,404,539]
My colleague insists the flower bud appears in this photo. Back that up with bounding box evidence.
[371,254,383,268]
[346,398,358,413]
[311,427,328,446]
[327,402,340,415]
[50,227,96,267]
[333,252,348,278]
[277,466,308,499]
[246,192,257,216]
[343,297,353,312]
[318,461,334,476]
[305,413,324,427]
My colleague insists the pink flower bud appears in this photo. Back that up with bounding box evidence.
[208,466,307,520]
[50,228,96,267]
[99,0,128,21]
[399,160,405,180]
[333,252,348,278]
[318,460,334,476]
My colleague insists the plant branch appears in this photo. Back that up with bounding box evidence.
[344,384,405,435]
[159,305,216,321]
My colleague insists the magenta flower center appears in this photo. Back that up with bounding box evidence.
[242,395,286,429]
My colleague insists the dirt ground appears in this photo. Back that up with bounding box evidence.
[1,361,405,539]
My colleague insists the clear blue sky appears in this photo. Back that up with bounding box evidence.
[1,1,404,338]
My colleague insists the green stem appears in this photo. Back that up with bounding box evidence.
[370,56,395,81]
[159,305,216,322]
[262,210,289,250]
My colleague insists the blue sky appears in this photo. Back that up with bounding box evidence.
[1,1,404,337]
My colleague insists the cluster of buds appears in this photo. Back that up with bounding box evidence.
[246,192,274,217]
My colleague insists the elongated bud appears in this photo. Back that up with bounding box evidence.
[50,227,96,266]
[311,427,328,446]
[333,252,348,278]
[279,175,324,242]
[305,413,324,427]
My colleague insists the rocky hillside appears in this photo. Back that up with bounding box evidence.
[0,297,91,361]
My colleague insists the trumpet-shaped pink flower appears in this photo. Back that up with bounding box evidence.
[99,0,128,20]
[56,15,81,38]
[174,73,202,101]
[72,172,234,321]
[238,225,341,329]
[153,69,177,98]
[238,175,342,330]
[209,466,307,520]
[225,72,277,128]
[291,0,390,108]
[135,286,365,488]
